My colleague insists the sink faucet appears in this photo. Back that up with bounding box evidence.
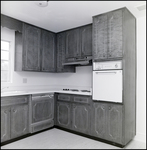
[1,86,9,91]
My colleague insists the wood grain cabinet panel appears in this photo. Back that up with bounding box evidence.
[107,104,123,144]
[65,28,80,61]
[1,96,30,142]
[56,32,75,72]
[107,10,123,58]
[41,30,56,72]
[93,8,123,61]
[72,104,90,134]
[11,104,29,139]
[93,14,108,60]
[1,107,11,142]
[23,23,41,71]
[91,103,107,139]
[80,25,92,57]
[56,102,71,129]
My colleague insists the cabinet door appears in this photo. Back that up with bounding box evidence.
[11,104,29,139]
[93,14,108,60]
[41,30,56,72]
[106,104,123,144]
[107,9,123,58]
[56,102,71,129]
[72,104,90,134]
[23,23,41,71]
[65,29,80,61]
[56,33,75,72]
[80,25,92,57]
[32,96,54,123]
[1,107,10,142]
[91,103,107,139]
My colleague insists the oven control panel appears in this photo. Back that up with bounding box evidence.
[93,61,122,70]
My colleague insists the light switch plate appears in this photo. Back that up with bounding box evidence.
[23,78,27,83]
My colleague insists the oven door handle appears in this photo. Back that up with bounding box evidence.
[95,71,117,74]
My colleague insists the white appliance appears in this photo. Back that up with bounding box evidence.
[92,61,123,103]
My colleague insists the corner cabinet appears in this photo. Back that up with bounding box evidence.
[93,8,123,60]
[64,24,92,63]
[41,30,56,72]
[15,23,56,72]
[1,96,30,143]
[56,32,75,73]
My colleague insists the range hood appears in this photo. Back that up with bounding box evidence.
[62,56,92,66]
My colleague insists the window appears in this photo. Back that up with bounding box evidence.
[1,40,11,82]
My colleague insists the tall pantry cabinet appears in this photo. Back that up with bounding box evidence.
[92,7,136,146]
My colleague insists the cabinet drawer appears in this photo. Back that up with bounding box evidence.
[58,94,71,101]
[1,96,29,106]
[73,96,90,104]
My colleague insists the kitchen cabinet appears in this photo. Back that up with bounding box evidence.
[93,8,123,60]
[15,23,56,72]
[31,93,54,133]
[56,101,72,129]
[80,24,92,57]
[1,96,30,142]
[91,102,123,144]
[11,104,29,139]
[65,28,80,62]
[56,32,75,72]
[41,30,56,72]
[22,23,41,71]
[55,93,91,134]
[1,106,11,142]
[65,24,92,63]
[72,103,90,135]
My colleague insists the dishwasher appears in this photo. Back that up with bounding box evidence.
[31,93,54,133]
[92,61,123,103]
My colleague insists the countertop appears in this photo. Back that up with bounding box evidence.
[1,89,92,97]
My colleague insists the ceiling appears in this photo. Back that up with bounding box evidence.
[1,1,146,33]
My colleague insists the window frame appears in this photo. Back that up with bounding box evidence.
[1,39,11,83]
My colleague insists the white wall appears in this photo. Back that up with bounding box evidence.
[134,16,146,143]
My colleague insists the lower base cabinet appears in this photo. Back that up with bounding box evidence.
[72,103,91,135]
[1,96,30,143]
[91,102,123,144]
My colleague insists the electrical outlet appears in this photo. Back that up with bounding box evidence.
[23,78,27,83]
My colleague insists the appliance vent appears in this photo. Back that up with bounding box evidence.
[136,4,146,11]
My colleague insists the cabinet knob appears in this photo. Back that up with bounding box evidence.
[4,110,7,113]
[109,107,111,110]
[13,109,16,112]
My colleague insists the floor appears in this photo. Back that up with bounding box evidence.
[1,128,146,149]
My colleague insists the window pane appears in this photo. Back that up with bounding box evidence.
[1,70,9,82]
[1,61,9,70]
[1,41,9,50]
[1,51,9,60]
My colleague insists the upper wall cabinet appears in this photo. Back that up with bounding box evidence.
[41,30,56,72]
[93,9,123,61]
[65,28,80,62]
[65,24,92,63]
[22,23,41,71]
[56,32,75,73]
[15,23,56,72]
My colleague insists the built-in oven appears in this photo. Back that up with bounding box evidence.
[92,61,122,103]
